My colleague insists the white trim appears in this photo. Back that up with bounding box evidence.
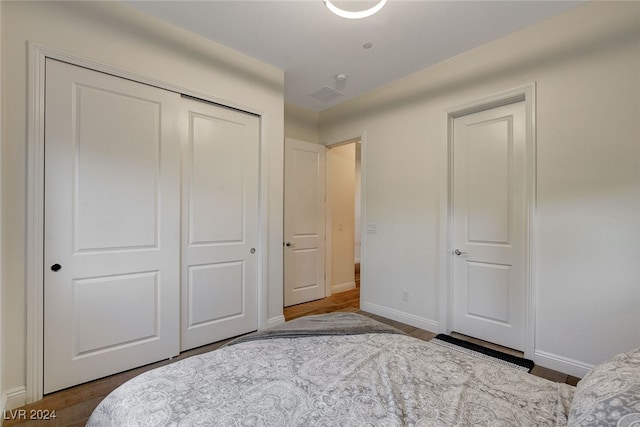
[534,350,592,378]
[324,152,333,298]
[524,86,538,359]
[331,281,356,294]
[358,133,368,313]
[0,0,4,416]
[324,131,363,148]
[362,302,439,333]
[438,109,452,336]
[257,114,270,332]
[439,83,537,359]
[26,43,47,404]
[266,315,286,329]
[26,43,271,403]
[4,387,27,411]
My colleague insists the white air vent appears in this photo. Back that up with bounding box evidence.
[309,86,344,102]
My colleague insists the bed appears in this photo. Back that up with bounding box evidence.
[87,313,640,426]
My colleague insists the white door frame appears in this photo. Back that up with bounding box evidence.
[439,84,536,358]
[324,132,367,299]
[26,43,269,403]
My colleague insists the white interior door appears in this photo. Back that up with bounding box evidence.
[44,59,181,393]
[452,101,527,351]
[180,97,259,351]
[284,138,326,307]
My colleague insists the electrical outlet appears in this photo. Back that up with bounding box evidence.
[402,289,409,301]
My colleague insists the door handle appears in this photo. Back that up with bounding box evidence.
[453,249,467,256]
[285,242,295,248]
[51,263,62,272]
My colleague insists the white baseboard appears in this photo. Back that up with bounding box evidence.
[266,315,285,329]
[361,302,439,333]
[4,386,26,411]
[332,281,356,294]
[534,350,593,378]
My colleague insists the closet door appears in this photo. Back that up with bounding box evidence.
[180,97,259,351]
[44,59,181,393]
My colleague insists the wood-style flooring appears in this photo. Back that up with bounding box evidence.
[6,285,578,426]
[283,287,360,321]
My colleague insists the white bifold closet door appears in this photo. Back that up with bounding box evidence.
[44,59,182,393]
[180,97,259,352]
[44,59,259,393]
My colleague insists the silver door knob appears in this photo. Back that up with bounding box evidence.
[454,249,467,256]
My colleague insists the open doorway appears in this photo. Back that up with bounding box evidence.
[326,139,361,295]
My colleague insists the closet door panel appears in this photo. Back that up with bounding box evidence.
[44,59,181,393]
[181,98,259,351]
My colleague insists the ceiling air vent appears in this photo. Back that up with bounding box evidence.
[309,86,344,102]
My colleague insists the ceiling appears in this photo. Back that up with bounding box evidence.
[126,0,585,112]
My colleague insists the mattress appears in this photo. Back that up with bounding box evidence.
[88,313,575,426]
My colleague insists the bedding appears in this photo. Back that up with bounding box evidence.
[88,313,577,426]
[567,347,640,427]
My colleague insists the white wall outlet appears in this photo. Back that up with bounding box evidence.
[366,223,377,234]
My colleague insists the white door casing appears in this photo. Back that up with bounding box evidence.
[452,101,527,351]
[180,97,259,351]
[44,59,181,393]
[284,138,326,307]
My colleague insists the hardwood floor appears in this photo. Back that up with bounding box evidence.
[6,286,578,426]
[283,287,360,321]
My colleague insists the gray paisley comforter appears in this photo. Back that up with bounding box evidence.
[88,314,574,426]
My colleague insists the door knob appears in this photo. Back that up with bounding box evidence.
[51,263,62,272]
[285,242,294,248]
[453,249,467,256]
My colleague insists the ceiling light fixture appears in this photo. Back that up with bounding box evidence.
[323,0,387,19]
